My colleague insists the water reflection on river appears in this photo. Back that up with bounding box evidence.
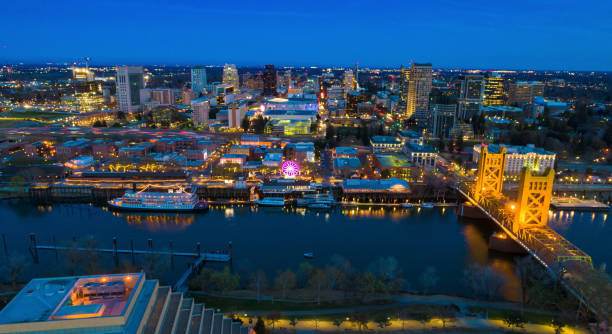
[2,200,609,301]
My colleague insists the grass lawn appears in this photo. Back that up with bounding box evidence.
[468,306,558,324]
[0,111,70,121]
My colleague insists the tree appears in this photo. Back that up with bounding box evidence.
[551,318,566,334]
[502,312,526,329]
[439,305,457,328]
[297,261,314,288]
[464,263,505,301]
[253,317,266,334]
[266,312,281,329]
[308,269,327,304]
[289,318,298,330]
[374,314,391,329]
[274,269,296,299]
[413,309,432,329]
[211,267,240,294]
[351,312,370,331]
[7,175,26,195]
[332,317,344,329]
[250,270,268,303]
[420,266,439,294]
[515,256,537,310]
[241,116,250,131]
[3,253,30,289]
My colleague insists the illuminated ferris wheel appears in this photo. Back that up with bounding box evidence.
[281,160,300,177]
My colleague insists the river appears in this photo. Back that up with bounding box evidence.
[0,200,609,302]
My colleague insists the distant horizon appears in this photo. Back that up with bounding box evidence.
[1,60,611,73]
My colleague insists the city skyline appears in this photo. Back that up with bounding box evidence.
[1,0,611,71]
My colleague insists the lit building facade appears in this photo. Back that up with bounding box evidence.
[116,66,145,113]
[191,97,210,126]
[343,69,355,98]
[457,74,484,121]
[191,65,207,95]
[473,144,556,175]
[508,81,544,106]
[397,65,409,116]
[73,67,103,113]
[407,63,433,123]
[484,72,505,106]
[263,64,277,96]
[222,64,239,91]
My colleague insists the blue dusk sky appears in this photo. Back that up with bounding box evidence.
[1,0,611,70]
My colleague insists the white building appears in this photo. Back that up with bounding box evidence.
[191,97,210,126]
[473,144,556,175]
[116,66,145,112]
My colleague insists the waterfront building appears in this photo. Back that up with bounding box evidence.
[333,157,362,176]
[473,143,556,175]
[342,178,410,193]
[457,74,484,121]
[373,153,415,180]
[370,136,402,153]
[116,66,145,113]
[508,81,545,106]
[219,153,247,166]
[191,65,207,95]
[406,63,433,123]
[263,64,277,96]
[404,143,438,170]
[191,97,210,127]
[484,72,505,106]
[0,272,249,334]
[222,64,239,91]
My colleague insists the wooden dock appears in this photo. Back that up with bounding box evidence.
[34,245,231,262]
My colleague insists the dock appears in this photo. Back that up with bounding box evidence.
[550,197,610,212]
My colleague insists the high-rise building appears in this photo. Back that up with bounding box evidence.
[116,66,145,113]
[429,88,458,139]
[73,67,103,113]
[457,74,484,120]
[263,64,277,96]
[353,62,359,89]
[406,63,433,123]
[222,64,239,91]
[191,97,210,126]
[508,81,545,106]
[228,102,246,129]
[191,65,207,96]
[283,70,292,89]
[343,69,355,98]
[182,87,195,104]
[484,72,505,106]
[397,65,409,116]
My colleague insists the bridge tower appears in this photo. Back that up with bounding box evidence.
[513,167,555,233]
[474,146,506,199]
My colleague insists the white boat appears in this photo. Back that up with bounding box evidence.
[107,188,208,212]
[297,193,336,207]
[256,197,286,207]
[304,252,314,259]
[401,203,414,208]
[308,202,331,210]
[420,202,435,208]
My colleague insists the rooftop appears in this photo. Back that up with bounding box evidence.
[335,146,358,155]
[476,143,555,156]
[376,153,413,168]
[370,136,400,144]
[0,273,143,325]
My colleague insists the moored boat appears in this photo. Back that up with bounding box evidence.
[420,202,434,208]
[401,203,414,208]
[107,189,208,212]
[255,197,286,207]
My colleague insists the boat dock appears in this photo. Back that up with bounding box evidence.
[550,197,610,212]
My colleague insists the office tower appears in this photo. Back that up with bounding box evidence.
[216,84,235,105]
[222,64,239,91]
[263,64,277,96]
[353,62,359,89]
[182,87,195,104]
[343,69,355,98]
[430,87,458,139]
[508,81,545,106]
[406,63,433,123]
[116,65,145,113]
[191,97,210,126]
[228,102,246,129]
[397,65,409,116]
[457,74,485,120]
[191,65,207,96]
[484,72,505,106]
[283,70,292,89]
[72,67,103,113]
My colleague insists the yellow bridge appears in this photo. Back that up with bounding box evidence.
[457,146,611,321]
